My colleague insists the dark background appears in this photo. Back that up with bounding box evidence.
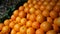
[0,0,28,22]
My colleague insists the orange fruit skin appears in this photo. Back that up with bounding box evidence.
[29,7,36,14]
[54,17,60,27]
[36,14,45,23]
[26,21,32,27]
[36,28,45,34]
[19,6,24,11]
[20,26,27,34]
[32,21,40,29]
[28,4,33,8]
[13,10,19,17]
[23,3,28,7]
[35,10,42,15]
[29,14,36,21]
[28,0,32,4]
[21,18,27,25]
[59,12,60,17]
[40,21,52,32]
[33,0,37,4]
[4,19,10,26]
[40,5,45,11]
[9,21,15,28]
[46,5,53,11]
[11,15,16,21]
[16,17,21,23]
[14,24,20,32]
[0,23,4,30]
[42,10,50,17]
[27,14,30,19]
[50,11,58,19]
[47,17,53,24]
[19,11,26,18]
[1,26,10,34]
[38,1,42,6]
[24,7,29,13]
[0,32,2,34]
[34,4,39,9]
[43,1,49,6]
[52,24,59,32]
[53,6,60,12]
[11,29,16,34]
[46,30,57,34]
[27,27,35,34]
[16,32,22,34]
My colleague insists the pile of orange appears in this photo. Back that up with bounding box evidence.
[0,0,60,34]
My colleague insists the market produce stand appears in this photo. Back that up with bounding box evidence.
[0,0,60,34]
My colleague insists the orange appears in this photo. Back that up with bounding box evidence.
[19,6,24,11]
[28,4,33,8]
[16,32,21,34]
[53,6,60,12]
[0,23,4,30]
[40,0,45,2]
[49,1,56,7]
[9,19,13,22]
[0,32,2,34]
[52,24,59,32]
[47,17,53,24]
[1,26,10,33]
[29,7,36,14]
[36,28,45,34]
[40,21,52,32]
[16,17,21,23]
[27,27,35,34]
[19,11,26,18]
[11,29,16,34]
[20,26,27,34]
[24,7,29,13]
[4,19,10,26]
[23,3,28,7]
[42,10,50,17]
[9,21,15,28]
[46,5,53,11]
[26,20,32,27]
[33,0,37,4]
[21,18,27,25]
[43,1,49,6]
[28,0,32,4]
[32,21,40,29]
[38,1,42,6]
[35,10,42,15]
[54,17,60,27]
[29,14,36,21]
[14,24,20,31]
[40,5,45,11]
[27,13,30,19]
[46,30,57,34]
[36,14,45,23]
[13,10,18,17]
[34,4,39,9]
[5,32,9,34]
[11,15,16,21]
[50,11,58,19]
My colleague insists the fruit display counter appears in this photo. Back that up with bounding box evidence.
[0,0,60,34]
